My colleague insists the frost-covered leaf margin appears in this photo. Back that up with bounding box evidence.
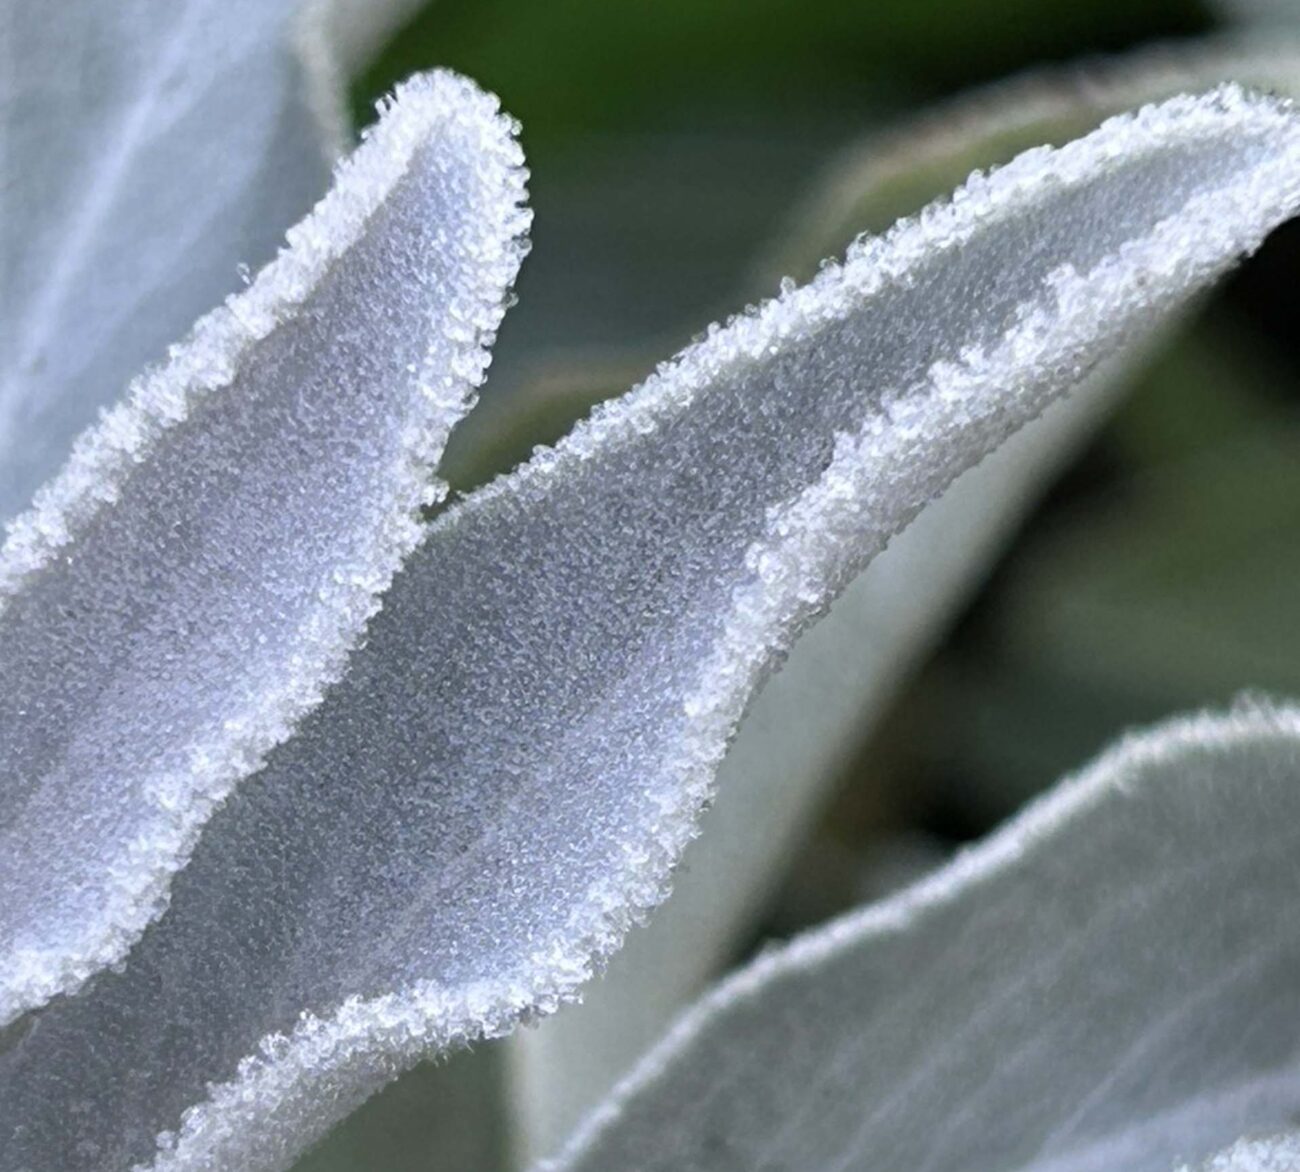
[0,70,530,1025]
[113,86,1300,1172]
[506,35,1300,1156]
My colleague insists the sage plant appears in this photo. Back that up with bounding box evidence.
[3,6,1300,1172]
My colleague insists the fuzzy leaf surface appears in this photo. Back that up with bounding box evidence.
[4,86,1300,1172]
[0,0,336,524]
[0,71,529,1023]
[548,706,1300,1172]
[506,35,1300,1153]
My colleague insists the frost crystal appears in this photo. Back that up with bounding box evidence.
[0,70,529,1025]
[549,705,1300,1172]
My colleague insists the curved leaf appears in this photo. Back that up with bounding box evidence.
[548,705,1300,1172]
[505,34,1300,1155]
[0,0,336,525]
[0,70,530,1024]
[507,362,1130,1162]
[4,86,1300,1172]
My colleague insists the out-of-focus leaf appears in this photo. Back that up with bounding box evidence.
[947,412,1300,814]
[1216,0,1300,27]
[0,71,529,1024]
[1010,423,1300,704]
[506,40,1300,1160]
[507,361,1134,1163]
[307,0,437,80]
[547,704,1300,1172]
[0,0,336,525]
[292,1046,510,1172]
[759,34,1300,284]
[3,87,1298,1172]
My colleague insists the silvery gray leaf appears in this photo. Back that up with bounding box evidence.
[503,34,1300,1154]
[0,70,529,1023]
[4,85,1300,1172]
[0,0,337,525]
[548,704,1300,1172]
[507,364,1127,1163]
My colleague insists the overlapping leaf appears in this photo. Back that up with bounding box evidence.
[4,86,1300,1172]
[0,70,530,1024]
[0,0,337,526]
[548,704,1300,1172]
[508,37,1300,1155]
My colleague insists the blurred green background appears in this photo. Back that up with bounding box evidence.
[303,0,1300,1165]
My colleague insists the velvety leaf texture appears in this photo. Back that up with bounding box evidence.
[0,71,530,1024]
[0,0,335,526]
[506,35,1300,1153]
[3,86,1300,1172]
[548,705,1300,1172]
[507,316,1135,1165]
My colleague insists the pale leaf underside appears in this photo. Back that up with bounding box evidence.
[548,706,1300,1172]
[4,87,1300,1172]
[0,70,529,1024]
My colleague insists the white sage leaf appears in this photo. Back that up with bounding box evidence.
[0,0,339,526]
[1180,1132,1300,1171]
[507,361,1131,1164]
[507,33,1300,1154]
[548,704,1300,1172]
[0,70,530,1024]
[3,86,1300,1172]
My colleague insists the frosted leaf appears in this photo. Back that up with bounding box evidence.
[3,86,1300,1172]
[0,70,530,1024]
[506,33,1300,1153]
[548,704,1300,1172]
[1179,1133,1300,1171]
[0,0,337,527]
[507,362,1131,1162]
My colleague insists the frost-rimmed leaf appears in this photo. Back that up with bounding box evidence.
[547,704,1300,1172]
[507,34,1300,1155]
[0,0,340,526]
[5,86,1300,1172]
[507,363,1129,1163]
[0,70,530,1024]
